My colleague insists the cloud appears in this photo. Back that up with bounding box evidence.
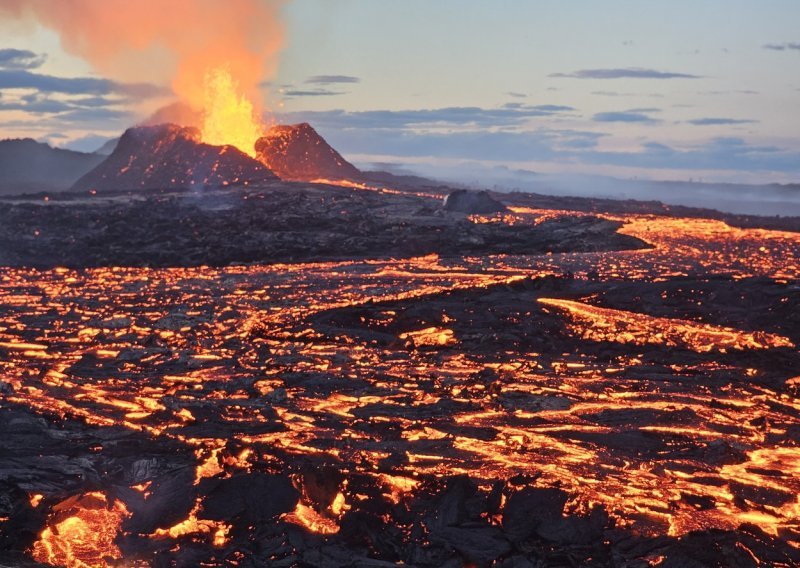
[763,43,800,51]
[305,74,360,84]
[69,95,124,107]
[0,97,73,113]
[687,117,757,126]
[0,48,46,70]
[592,111,658,123]
[0,87,140,121]
[550,67,702,79]
[0,69,167,97]
[282,88,346,97]
[0,103,134,136]
[283,106,799,176]
[591,90,623,97]
[278,104,575,130]
[505,91,527,98]
[577,137,799,172]
[55,107,133,123]
[698,90,759,96]
[338,128,800,174]
[591,90,665,98]
[525,104,575,112]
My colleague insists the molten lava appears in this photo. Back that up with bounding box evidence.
[31,492,128,568]
[283,502,341,535]
[201,67,264,157]
[152,501,231,548]
[2,192,799,564]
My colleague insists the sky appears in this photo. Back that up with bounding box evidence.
[1,0,799,184]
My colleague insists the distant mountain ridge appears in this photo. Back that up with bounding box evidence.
[0,138,105,195]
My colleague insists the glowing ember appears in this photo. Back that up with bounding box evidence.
[31,492,128,568]
[201,67,263,157]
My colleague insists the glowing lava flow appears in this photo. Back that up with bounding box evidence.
[31,493,128,568]
[538,297,794,352]
[152,500,231,548]
[201,67,263,157]
[2,205,799,563]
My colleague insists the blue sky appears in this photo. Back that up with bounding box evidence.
[1,0,799,183]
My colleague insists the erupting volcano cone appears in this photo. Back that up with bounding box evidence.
[71,124,277,192]
[255,123,362,182]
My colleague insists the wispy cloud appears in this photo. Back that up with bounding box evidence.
[278,104,575,129]
[310,119,800,175]
[551,67,702,79]
[591,90,665,98]
[0,69,166,97]
[592,111,659,123]
[282,88,346,97]
[305,74,360,84]
[0,97,72,113]
[763,42,800,51]
[687,117,758,126]
[502,102,575,112]
[0,48,46,70]
[698,90,759,96]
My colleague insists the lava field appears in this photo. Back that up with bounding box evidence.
[0,184,798,567]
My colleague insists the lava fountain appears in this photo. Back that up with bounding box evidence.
[0,0,285,157]
[201,66,264,157]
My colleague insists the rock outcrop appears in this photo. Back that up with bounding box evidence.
[443,189,507,214]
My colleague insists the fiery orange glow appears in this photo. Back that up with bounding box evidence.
[152,500,230,548]
[538,297,794,352]
[0,0,285,96]
[399,326,456,348]
[31,492,128,568]
[201,67,264,156]
[0,0,284,153]
[2,200,800,563]
[283,502,341,535]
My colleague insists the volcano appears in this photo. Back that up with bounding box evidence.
[255,123,362,182]
[71,124,277,192]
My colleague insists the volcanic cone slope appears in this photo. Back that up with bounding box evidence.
[255,122,362,182]
[72,124,277,192]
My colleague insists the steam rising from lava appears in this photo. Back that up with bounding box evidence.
[0,0,284,153]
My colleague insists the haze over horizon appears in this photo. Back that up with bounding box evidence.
[1,0,799,186]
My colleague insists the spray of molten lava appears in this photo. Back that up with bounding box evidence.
[202,67,263,156]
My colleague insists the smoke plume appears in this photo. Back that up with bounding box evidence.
[0,0,285,111]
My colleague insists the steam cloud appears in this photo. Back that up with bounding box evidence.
[0,0,285,111]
